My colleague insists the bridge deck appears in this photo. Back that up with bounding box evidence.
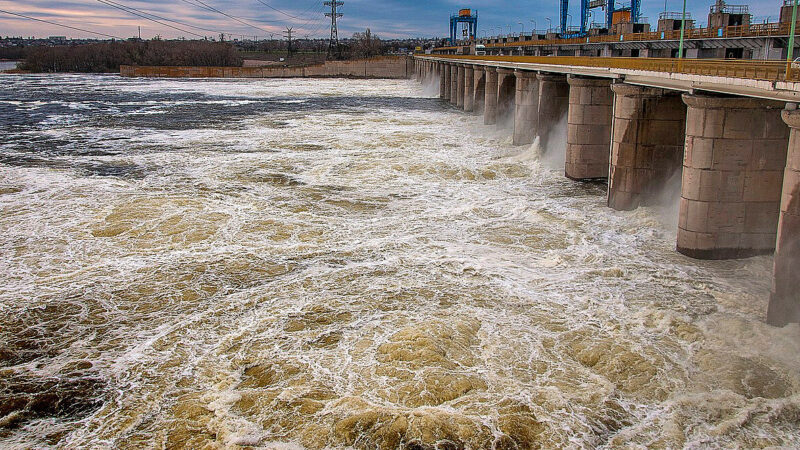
[416,55,800,102]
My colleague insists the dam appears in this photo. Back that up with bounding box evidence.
[414,54,800,327]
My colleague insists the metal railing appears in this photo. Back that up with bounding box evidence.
[469,21,797,50]
[710,3,749,15]
[416,54,800,82]
[659,11,692,20]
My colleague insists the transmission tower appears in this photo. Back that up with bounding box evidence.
[324,1,343,57]
[283,27,293,57]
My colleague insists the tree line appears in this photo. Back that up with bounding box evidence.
[19,40,242,73]
[11,29,420,73]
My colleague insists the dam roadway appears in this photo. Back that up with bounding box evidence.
[414,54,800,326]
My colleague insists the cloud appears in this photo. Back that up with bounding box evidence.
[0,0,785,39]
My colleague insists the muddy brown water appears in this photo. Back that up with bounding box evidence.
[0,74,799,448]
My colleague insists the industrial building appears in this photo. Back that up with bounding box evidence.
[433,0,800,61]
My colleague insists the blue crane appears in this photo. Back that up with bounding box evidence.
[559,0,641,37]
[450,9,478,45]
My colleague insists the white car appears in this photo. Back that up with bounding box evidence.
[792,57,800,70]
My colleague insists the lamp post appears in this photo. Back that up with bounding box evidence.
[787,0,799,80]
[546,17,552,33]
[567,13,572,32]
[518,22,525,35]
[678,0,686,69]
[530,19,537,35]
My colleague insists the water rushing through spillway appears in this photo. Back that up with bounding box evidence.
[1,74,799,448]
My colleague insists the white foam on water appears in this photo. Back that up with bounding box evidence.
[1,75,799,449]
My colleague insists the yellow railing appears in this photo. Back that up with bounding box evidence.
[439,22,795,50]
[417,54,800,83]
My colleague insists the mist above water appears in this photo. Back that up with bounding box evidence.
[1,74,799,448]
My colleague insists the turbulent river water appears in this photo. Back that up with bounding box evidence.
[1,74,799,449]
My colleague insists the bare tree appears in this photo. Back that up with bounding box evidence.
[20,40,242,73]
[348,28,384,59]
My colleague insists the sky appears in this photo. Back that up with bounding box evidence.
[0,0,786,40]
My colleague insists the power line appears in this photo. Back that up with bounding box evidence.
[177,0,278,33]
[95,0,207,38]
[289,3,327,37]
[0,8,125,39]
[252,0,304,20]
[304,7,330,38]
[293,1,328,20]
[94,0,234,36]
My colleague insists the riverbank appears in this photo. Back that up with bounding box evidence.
[120,56,412,79]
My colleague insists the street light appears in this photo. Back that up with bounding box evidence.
[546,17,552,33]
[788,0,799,79]
[518,22,525,35]
[506,24,512,35]
[530,19,537,34]
[678,0,687,63]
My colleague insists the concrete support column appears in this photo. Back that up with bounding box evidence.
[513,70,539,146]
[441,63,450,100]
[496,68,516,128]
[456,65,465,108]
[769,107,800,325]
[473,67,485,114]
[450,64,459,105]
[484,67,498,125]
[678,94,789,259]
[566,76,613,180]
[608,83,686,211]
[537,73,570,150]
[464,66,475,112]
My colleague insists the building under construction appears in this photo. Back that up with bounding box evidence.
[434,0,800,61]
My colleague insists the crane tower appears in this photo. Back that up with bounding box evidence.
[559,0,641,36]
[450,9,478,45]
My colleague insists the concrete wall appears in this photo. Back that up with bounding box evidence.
[120,56,412,79]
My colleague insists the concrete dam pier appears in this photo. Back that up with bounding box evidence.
[413,56,800,327]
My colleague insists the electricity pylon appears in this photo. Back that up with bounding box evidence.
[324,1,343,57]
